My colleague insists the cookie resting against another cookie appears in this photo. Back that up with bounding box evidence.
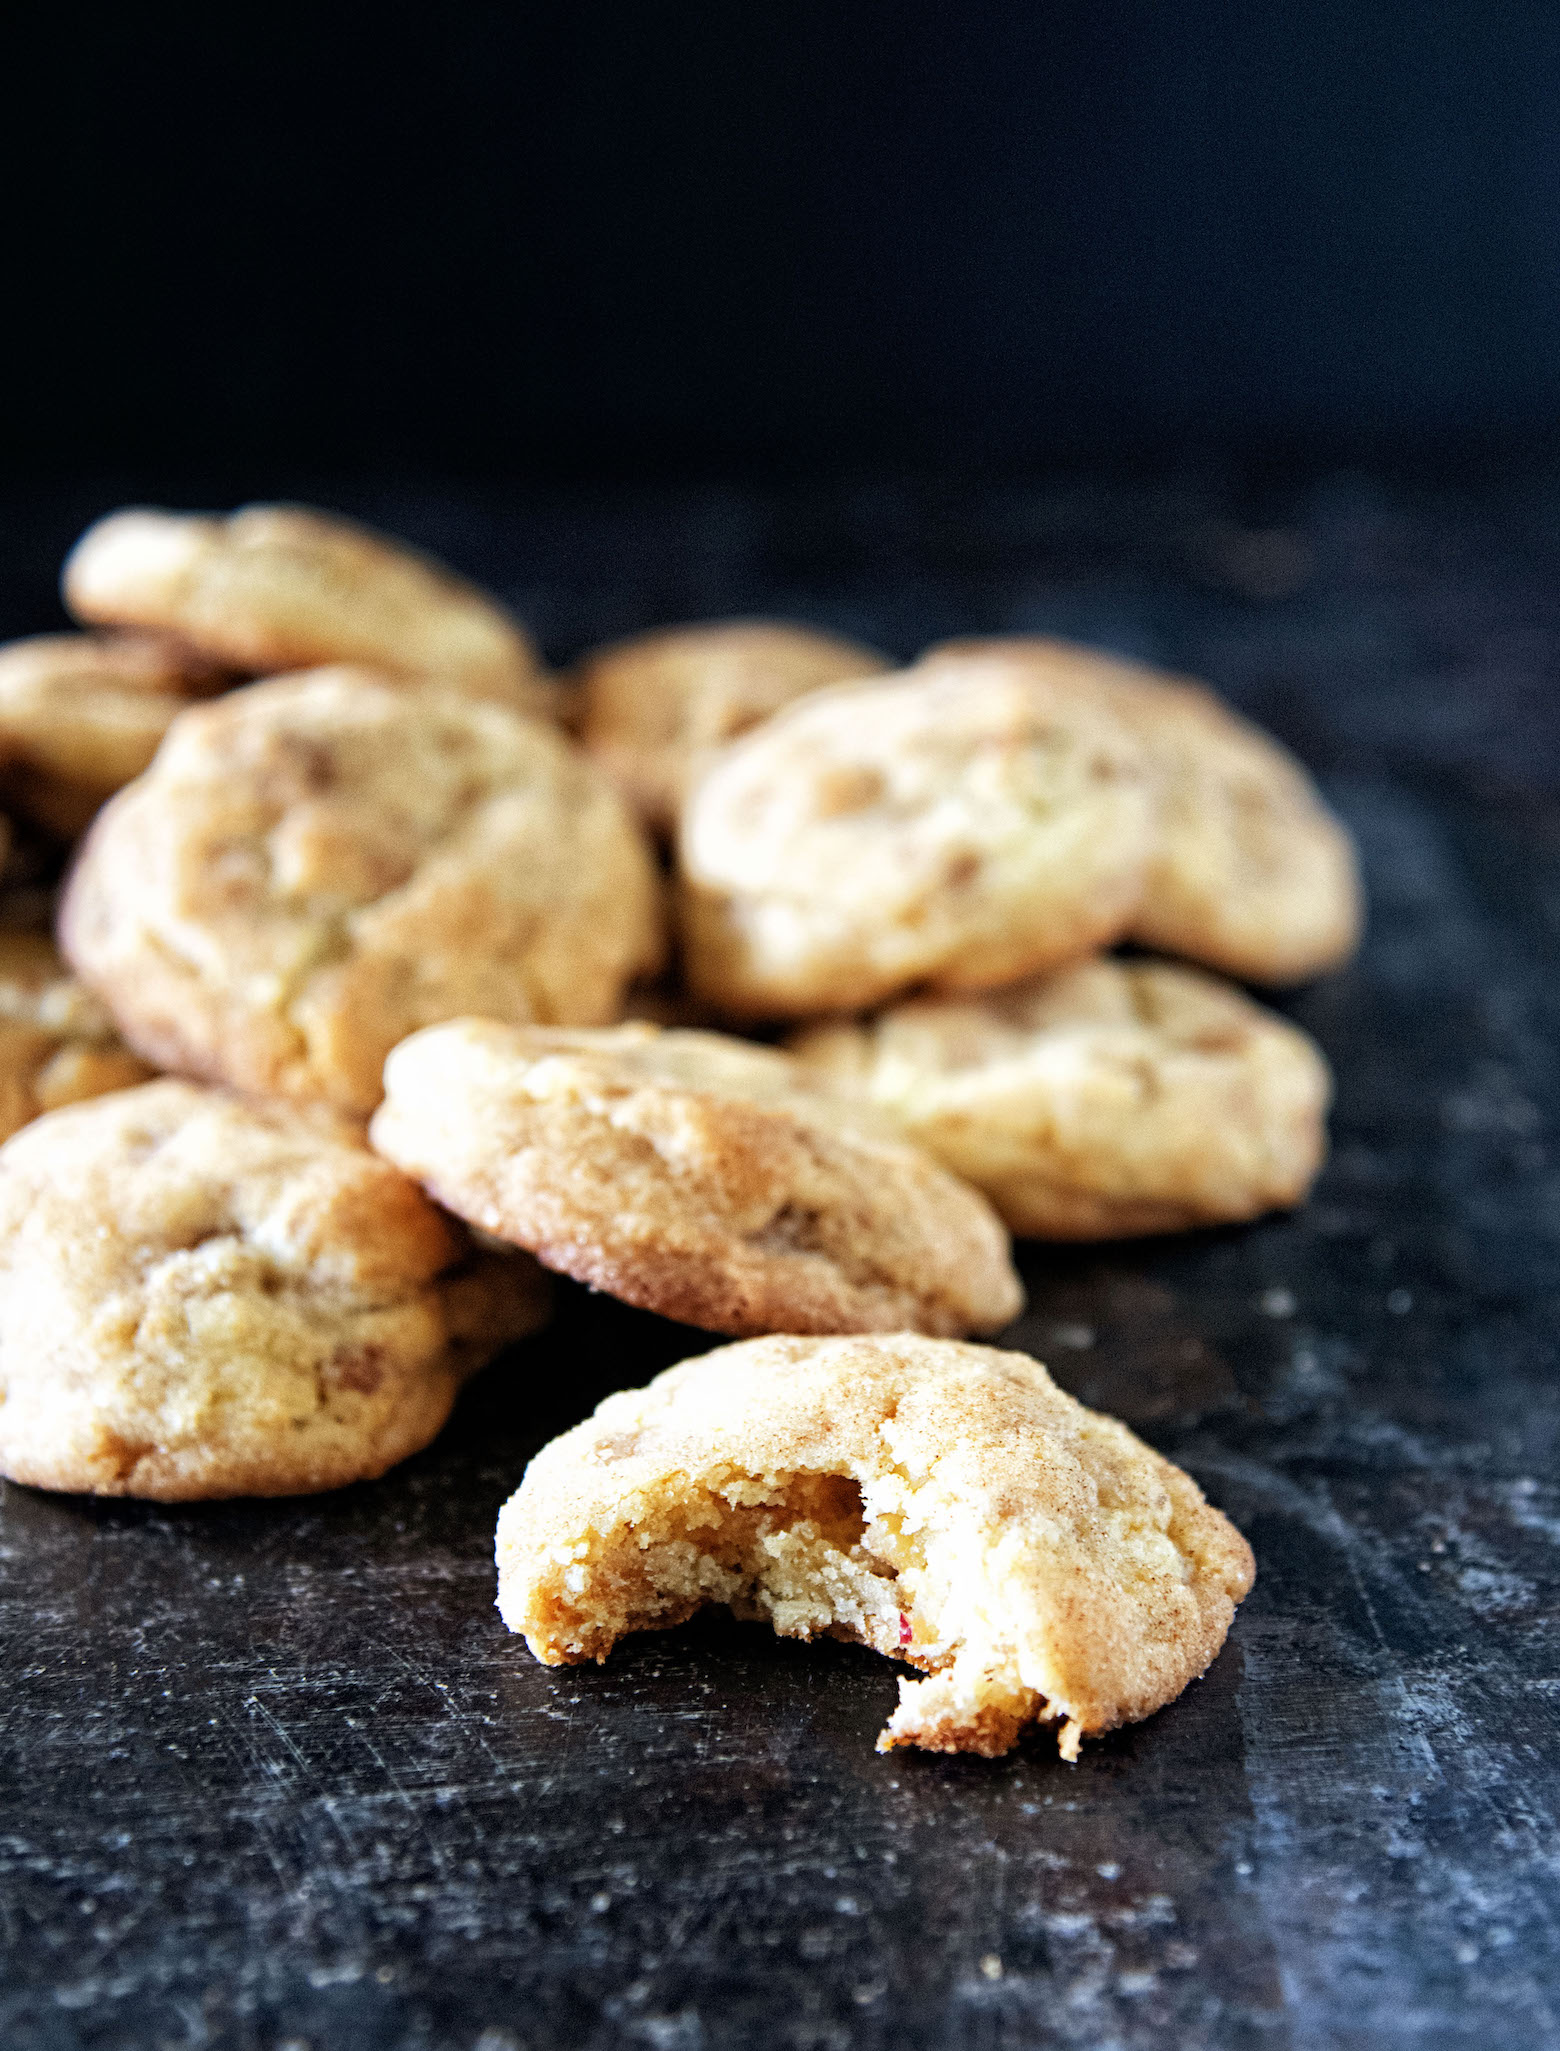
[677,663,1157,1018]
[574,619,891,836]
[916,637,1363,985]
[0,932,154,1142]
[63,503,555,718]
[791,956,1331,1239]
[496,1334,1255,1760]
[0,1079,550,1499]
[0,631,228,838]
[59,668,665,1114]
[370,1020,1022,1339]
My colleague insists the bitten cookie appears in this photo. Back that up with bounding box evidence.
[63,503,553,716]
[0,1079,550,1499]
[60,668,664,1114]
[575,619,890,836]
[678,664,1157,1018]
[0,932,155,1142]
[496,1333,1255,1759]
[917,638,1363,984]
[792,956,1331,1239]
[370,1020,1022,1339]
[0,631,227,838]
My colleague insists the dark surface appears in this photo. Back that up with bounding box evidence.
[3,472,1560,2049]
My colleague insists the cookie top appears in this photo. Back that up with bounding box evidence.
[0,932,155,1143]
[0,1079,550,1499]
[0,631,226,837]
[575,619,890,835]
[63,503,553,716]
[792,956,1331,1239]
[918,638,1363,984]
[370,1019,1022,1339]
[496,1332,1255,1759]
[677,664,1157,1017]
[59,668,665,1114]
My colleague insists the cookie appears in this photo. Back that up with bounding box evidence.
[575,619,890,836]
[0,631,227,838]
[917,638,1363,984]
[496,1332,1255,1759]
[63,503,553,716]
[792,956,1330,1239]
[0,932,155,1142]
[677,664,1157,1018]
[370,1019,1023,1339]
[0,1079,550,1499]
[59,669,665,1114]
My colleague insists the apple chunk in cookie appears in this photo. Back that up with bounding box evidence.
[496,1334,1255,1759]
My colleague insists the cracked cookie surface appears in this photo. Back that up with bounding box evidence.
[677,663,1157,1017]
[60,669,664,1113]
[0,1079,550,1499]
[496,1332,1255,1758]
[791,956,1331,1238]
[575,618,890,836]
[64,503,553,715]
[370,1019,1022,1338]
[918,637,1363,984]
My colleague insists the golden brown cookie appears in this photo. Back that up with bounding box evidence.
[0,932,155,1142]
[0,631,227,838]
[59,669,664,1114]
[677,664,1157,1018]
[917,638,1363,984]
[63,503,553,716]
[791,956,1331,1239]
[497,1333,1255,1759]
[370,1020,1022,1339]
[0,1079,550,1499]
[575,619,891,835]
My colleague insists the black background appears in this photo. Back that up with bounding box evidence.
[6,3,1560,482]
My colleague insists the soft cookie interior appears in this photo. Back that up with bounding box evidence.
[500,1457,1068,1758]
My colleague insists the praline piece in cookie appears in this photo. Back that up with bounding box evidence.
[677,664,1157,1018]
[0,932,155,1142]
[917,638,1363,984]
[63,504,553,716]
[792,957,1331,1239]
[575,619,891,836]
[370,1020,1022,1339]
[496,1333,1255,1759]
[59,669,665,1113]
[0,631,226,838]
[0,1079,549,1499]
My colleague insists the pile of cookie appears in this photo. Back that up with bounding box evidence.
[0,503,1361,1759]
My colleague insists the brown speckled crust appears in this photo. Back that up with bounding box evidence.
[790,956,1331,1239]
[0,631,228,838]
[370,1020,1023,1339]
[0,1079,550,1500]
[59,670,665,1114]
[677,664,1157,1018]
[917,637,1363,984]
[63,503,556,717]
[0,932,155,1141]
[575,619,891,836]
[495,1333,1255,1759]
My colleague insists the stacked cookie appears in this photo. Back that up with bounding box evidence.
[0,504,1360,1759]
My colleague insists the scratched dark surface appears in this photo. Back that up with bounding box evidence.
[2,472,1559,2050]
